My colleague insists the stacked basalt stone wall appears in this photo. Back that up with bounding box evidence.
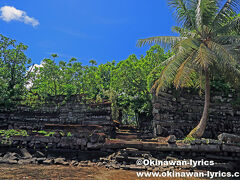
[152,89,240,139]
[0,95,112,135]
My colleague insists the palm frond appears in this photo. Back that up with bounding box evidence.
[138,0,240,95]
[151,47,194,94]
[214,35,240,45]
[213,0,240,29]
[172,37,201,53]
[214,15,240,34]
[193,43,215,69]
[223,44,240,60]
[151,55,176,93]
[168,0,196,29]
[207,41,240,85]
[206,40,239,66]
[174,50,197,88]
[172,26,197,37]
[137,36,187,48]
[211,54,240,87]
[160,54,178,66]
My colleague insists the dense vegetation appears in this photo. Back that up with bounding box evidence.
[0,34,31,106]
[0,34,171,126]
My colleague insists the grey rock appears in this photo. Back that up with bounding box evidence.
[20,148,32,159]
[70,160,79,166]
[166,135,176,144]
[8,159,18,164]
[18,159,32,165]
[43,159,53,165]
[90,134,99,143]
[3,152,19,160]
[36,158,46,164]
[35,151,45,158]
[218,133,240,143]
[87,142,102,149]
[54,158,68,165]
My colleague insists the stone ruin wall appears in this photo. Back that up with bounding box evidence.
[152,89,240,139]
[0,94,240,165]
[0,95,112,135]
[1,90,240,140]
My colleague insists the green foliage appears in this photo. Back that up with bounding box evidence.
[0,129,74,140]
[37,130,55,136]
[59,131,65,136]
[67,132,72,137]
[37,130,47,135]
[45,132,55,137]
[0,34,31,107]
[0,129,28,138]
[19,43,169,127]
[183,137,196,143]
[138,1,240,94]
[110,45,170,124]
[0,129,28,144]
[211,78,232,94]
[25,55,113,105]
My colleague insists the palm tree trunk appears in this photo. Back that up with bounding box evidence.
[187,69,210,138]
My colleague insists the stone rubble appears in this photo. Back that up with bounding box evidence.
[0,147,239,172]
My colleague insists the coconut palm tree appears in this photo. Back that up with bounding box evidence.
[138,0,240,138]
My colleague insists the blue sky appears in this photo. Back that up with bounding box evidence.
[0,0,176,65]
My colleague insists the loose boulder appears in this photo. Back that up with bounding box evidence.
[218,133,240,143]
[166,135,176,144]
[20,148,32,159]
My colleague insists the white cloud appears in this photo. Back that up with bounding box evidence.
[29,63,44,71]
[0,6,39,27]
[25,62,44,89]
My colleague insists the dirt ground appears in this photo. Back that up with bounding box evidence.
[0,164,211,180]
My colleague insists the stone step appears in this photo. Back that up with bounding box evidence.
[116,131,139,135]
[116,130,140,134]
[118,125,137,129]
[115,128,140,140]
[115,134,139,140]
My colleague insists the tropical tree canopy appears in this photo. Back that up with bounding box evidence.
[138,0,240,94]
[138,0,240,138]
[0,34,31,106]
